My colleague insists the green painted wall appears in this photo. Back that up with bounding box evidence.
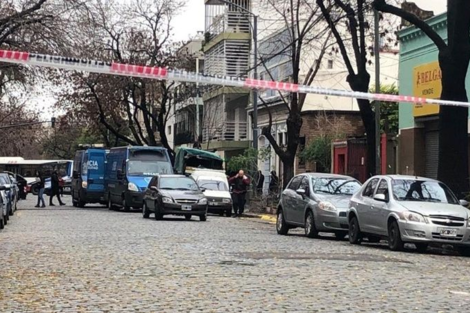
[398,13,470,130]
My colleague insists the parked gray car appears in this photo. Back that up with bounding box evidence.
[276,173,362,239]
[348,175,470,255]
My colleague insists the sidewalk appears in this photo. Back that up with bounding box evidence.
[242,212,277,224]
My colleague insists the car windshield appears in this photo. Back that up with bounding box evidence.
[392,179,458,204]
[312,178,361,195]
[160,177,199,191]
[198,179,228,191]
[128,161,173,176]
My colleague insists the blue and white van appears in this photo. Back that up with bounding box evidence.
[105,146,173,211]
[71,149,107,207]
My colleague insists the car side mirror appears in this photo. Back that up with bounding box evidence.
[150,186,158,191]
[0,186,6,191]
[200,187,206,192]
[459,199,469,207]
[374,194,388,202]
[296,188,306,196]
[4,184,11,189]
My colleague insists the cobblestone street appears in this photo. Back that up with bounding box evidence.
[1,197,470,312]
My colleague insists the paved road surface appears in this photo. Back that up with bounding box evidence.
[1,196,470,312]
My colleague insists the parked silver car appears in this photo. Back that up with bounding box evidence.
[276,173,362,239]
[348,175,470,255]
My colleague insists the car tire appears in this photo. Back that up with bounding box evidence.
[335,232,348,240]
[276,209,289,235]
[108,196,115,210]
[415,243,428,253]
[9,206,14,216]
[154,203,164,220]
[368,236,381,243]
[457,246,470,257]
[226,209,232,217]
[199,214,207,222]
[0,216,4,229]
[388,220,404,251]
[305,211,319,238]
[349,216,362,244]
[142,203,150,219]
[185,215,192,221]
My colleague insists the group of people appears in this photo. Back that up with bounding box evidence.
[34,170,66,207]
[228,169,279,218]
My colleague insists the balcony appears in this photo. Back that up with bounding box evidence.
[202,121,248,142]
[205,11,251,41]
[174,131,196,146]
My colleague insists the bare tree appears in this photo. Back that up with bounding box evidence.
[257,0,332,187]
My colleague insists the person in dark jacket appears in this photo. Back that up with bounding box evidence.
[49,170,65,206]
[256,170,265,196]
[269,171,279,195]
[35,170,46,208]
[228,170,250,217]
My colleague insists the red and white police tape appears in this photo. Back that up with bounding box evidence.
[0,49,469,107]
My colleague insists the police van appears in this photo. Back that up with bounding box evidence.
[71,149,107,207]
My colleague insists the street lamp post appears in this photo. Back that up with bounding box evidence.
[374,8,381,175]
[218,0,258,149]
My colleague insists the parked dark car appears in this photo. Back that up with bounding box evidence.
[5,172,27,200]
[0,173,16,217]
[142,174,208,221]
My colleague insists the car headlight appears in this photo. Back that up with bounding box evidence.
[222,198,231,204]
[401,211,427,223]
[162,197,174,203]
[128,182,139,192]
[82,181,87,188]
[318,201,337,212]
[198,198,207,205]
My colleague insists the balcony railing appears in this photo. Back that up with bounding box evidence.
[206,11,251,41]
[202,121,248,142]
[174,131,196,146]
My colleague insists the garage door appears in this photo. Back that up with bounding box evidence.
[425,130,439,179]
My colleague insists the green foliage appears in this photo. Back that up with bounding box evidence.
[371,84,399,134]
[300,135,333,173]
[227,148,271,180]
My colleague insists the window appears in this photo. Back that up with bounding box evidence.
[168,125,172,135]
[327,60,334,69]
[312,177,362,195]
[375,179,390,201]
[362,178,379,197]
[391,179,458,204]
[159,177,199,191]
[299,176,310,195]
[287,176,302,191]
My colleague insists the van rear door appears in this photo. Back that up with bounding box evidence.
[87,150,106,192]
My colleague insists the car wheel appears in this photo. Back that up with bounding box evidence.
[276,209,289,235]
[108,196,115,211]
[368,236,381,243]
[335,232,348,240]
[142,202,150,219]
[457,246,470,257]
[9,206,14,216]
[199,214,207,222]
[185,215,192,221]
[349,216,362,244]
[0,216,4,229]
[226,209,232,217]
[415,243,428,253]
[218,211,224,216]
[305,211,319,238]
[388,220,404,251]
[154,203,164,220]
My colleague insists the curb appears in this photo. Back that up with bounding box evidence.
[242,212,277,224]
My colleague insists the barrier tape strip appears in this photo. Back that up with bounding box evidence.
[0,49,469,107]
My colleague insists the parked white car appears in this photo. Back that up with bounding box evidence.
[349,175,470,255]
[192,170,232,217]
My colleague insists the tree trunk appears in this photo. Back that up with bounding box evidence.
[282,155,295,189]
[438,49,470,197]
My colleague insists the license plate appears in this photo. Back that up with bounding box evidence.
[182,205,192,211]
[440,229,457,237]
[209,202,219,206]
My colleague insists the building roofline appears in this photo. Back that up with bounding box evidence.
[398,12,447,43]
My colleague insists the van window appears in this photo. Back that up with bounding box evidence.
[128,150,172,176]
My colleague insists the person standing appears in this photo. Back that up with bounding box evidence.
[35,171,46,208]
[269,171,279,195]
[49,170,65,206]
[228,170,250,217]
[256,170,265,196]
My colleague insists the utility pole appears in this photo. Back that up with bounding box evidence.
[374,8,381,175]
[196,57,201,145]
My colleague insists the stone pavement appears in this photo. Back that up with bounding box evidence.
[1,196,470,312]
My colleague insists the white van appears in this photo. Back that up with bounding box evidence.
[191,170,232,217]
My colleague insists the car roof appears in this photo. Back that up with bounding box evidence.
[157,174,191,178]
[301,173,357,180]
[375,175,437,182]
